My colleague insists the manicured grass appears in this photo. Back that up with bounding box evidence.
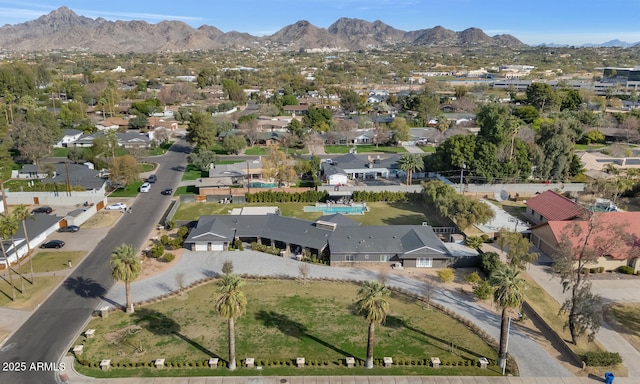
[16,251,86,274]
[109,181,143,197]
[174,186,198,195]
[52,147,69,157]
[172,201,444,226]
[608,303,640,350]
[148,142,175,156]
[207,143,229,155]
[324,145,408,154]
[0,275,63,309]
[214,160,245,165]
[418,146,436,153]
[75,280,500,376]
[181,164,208,181]
[574,144,607,151]
[140,163,156,172]
[244,147,269,155]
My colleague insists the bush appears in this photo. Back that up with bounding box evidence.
[617,265,635,275]
[150,243,165,258]
[465,271,482,285]
[161,253,176,262]
[480,252,503,278]
[166,220,176,230]
[233,238,244,251]
[177,225,189,239]
[582,351,622,366]
[437,268,455,283]
[473,279,493,300]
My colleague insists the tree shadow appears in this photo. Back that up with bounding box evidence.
[255,310,356,358]
[0,274,16,300]
[133,307,220,359]
[62,276,114,303]
[386,314,485,359]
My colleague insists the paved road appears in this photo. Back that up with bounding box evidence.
[100,250,571,378]
[0,140,191,384]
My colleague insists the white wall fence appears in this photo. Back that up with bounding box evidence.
[4,190,106,206]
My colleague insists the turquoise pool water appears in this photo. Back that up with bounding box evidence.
[303,205,368,214]
[249,182,277,188]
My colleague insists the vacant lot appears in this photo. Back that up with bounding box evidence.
[76,279,499,376]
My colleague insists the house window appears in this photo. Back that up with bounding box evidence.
[380,255,391,262]
[345,255,354,262]
[416,258,433,268]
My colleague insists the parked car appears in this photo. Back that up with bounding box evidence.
[58,225,80,233]
[105,202,127,210]
[147,174,157,183]
[32,206,53,214]
[40,240,65,249]
[161,188,173,196]
[140,182,151,193]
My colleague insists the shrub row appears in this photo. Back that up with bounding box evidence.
[580,267,606,274]
[245,191,328,203]
[582,351,623,366]
[250,242,281,256]
[616,266,635,275]
[351,191,420,202]
[76,359,220,368]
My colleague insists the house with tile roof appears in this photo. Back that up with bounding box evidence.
[529,211,640,273]
[524,190,586,225]
[184,213,474,268]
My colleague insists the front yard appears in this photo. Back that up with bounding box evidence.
[74,279,500,377]
[324,145,408,154]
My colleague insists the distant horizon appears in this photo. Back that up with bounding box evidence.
[1,1,639,46]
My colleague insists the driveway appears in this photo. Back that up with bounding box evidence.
[101,250,571,378]
[402,144,425,154]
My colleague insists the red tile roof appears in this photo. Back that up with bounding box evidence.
[547,212,640,260]
[526,190,585,221]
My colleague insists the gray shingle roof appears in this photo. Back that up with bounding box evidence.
[316,214,360,226]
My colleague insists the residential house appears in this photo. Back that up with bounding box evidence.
[71,132,104,148]
[19,163,107,192]
[0,214,64,267]
[529,212,640,273]
[117,132,153,149]
[320,153,400,183]
[184,214,469,268]
[96,117,129,131]
[147,116,178,131]
[579,151,640,179]
[54,129,83,148]
[283,105,309,116]
[524,190,586,225]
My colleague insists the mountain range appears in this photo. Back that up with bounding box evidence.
[0,7,526,53]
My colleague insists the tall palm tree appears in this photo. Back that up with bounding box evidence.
[0,214,17,300]
[110,244,141,314]
[397,154,425,185]
[489,265,526,369]
[356,280,390,369]
[214,273,247,370]
[13,205,34,282]
[4,214,23,292]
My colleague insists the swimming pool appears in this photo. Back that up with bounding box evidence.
[303,203,368,215]
[249,182,277,188]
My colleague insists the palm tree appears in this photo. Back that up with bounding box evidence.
[4,214,23,292]
[356,280,390,369]
[397,154,425,185]
[465,236,485,251]
[110,244,141,314]
[0,214,17,300]
[490,265,526,370]
[13,205,34,282]
[214,273,247,370]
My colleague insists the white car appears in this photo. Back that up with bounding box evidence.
[105,202,127,210]
[140,182,151,193]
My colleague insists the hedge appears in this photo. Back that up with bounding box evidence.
[245,191,328,203]
[582,351,622,366]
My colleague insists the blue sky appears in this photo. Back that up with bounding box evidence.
[1,1,640,46]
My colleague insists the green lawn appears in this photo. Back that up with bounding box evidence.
[52,147,68,157]
[148,142,175,156]
[214,160,245,165]
[174,185,198,195]
[324,145,408,154]
[140,163,156,172]
[16,251,86,274]
[172,200,451,227]
[181,164,208,181]
[418,146,436,153]
[207,143,229,155]
[75,279,500,377]
[109,181,143,197]
[244,147,269,155]
[575,144,607,151]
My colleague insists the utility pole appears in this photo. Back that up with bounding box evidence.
[502,313,512,375]
[0,180,7,214]
[459,163,466,194]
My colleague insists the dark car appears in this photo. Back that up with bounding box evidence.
[32,206,53,214]
[40,240,65,249]
[147,174,157,183]
[58,225,80,233]
[161,188,173,196]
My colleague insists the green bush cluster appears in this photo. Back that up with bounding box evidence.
[351,191,418,202]
[472,279,493,300]
[581,267,606,274]
[251,242,281,255]
[245,191,328,203]
[437,268,455,283]
[160,253,175,262]
[582,351,622,366]
[616,266,635,275]
[480,252,503,278]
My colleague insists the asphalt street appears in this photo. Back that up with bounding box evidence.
[0,140,191,384]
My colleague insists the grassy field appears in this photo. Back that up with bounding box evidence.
[75,279,500,377]
[244,147,269,155]
[16,251,86,274]
[181,164,207,181]
[109,181,143,197]
[0,275,63,309]
[324,145,408,154]
[172,201,447,226]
